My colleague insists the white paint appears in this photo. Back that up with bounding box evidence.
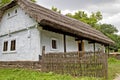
[41,30,64,53]
[41,30,78,53]
[0,28,40,61]
[84,40,105,52]
[0,5,37,35]
[0,5,39,61]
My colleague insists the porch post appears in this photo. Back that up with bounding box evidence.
[108,45,110,57]
[93,42,96,53]
[42,46,45,55]
[63,34,66,53]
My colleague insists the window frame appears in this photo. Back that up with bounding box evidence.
[10,40,16,51]
[50,38,58,50]
[3,41,8,52]
[2,38,17,54]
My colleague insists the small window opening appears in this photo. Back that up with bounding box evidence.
[52,39,57,49]
[15,9,17,14]
[8,13,10,16]
[10,40,16,51]
[3,41,8,51]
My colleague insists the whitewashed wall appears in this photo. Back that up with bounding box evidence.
[0,5,40,61]
[40,30,78,53]
[0,28,40,61]
[0,5,36,35]
[84,40,105,52]
[40,30,105,53]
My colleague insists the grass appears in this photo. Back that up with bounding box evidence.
[108,58,120,80]
[0,68,102,80]
[0,58,120,80]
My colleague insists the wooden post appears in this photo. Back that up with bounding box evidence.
[93,42,95,53]
[41,46,45,72]
[42,46,45,56]
[63,34,66,53]
[108,45,110,57]
[78,41,80,57]
[81,40,84,56]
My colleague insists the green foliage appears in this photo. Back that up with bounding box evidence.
[108,57,120,63]
[98,24,120,51]
[0,68,103,80]
[108,58,120,80]
[0,0,36,7]
[0,0,11,7]
[118,49,120,52]
[66,11,102,28]
[51,6,61,13]
[98,24,118,34]
[30,0,36,2]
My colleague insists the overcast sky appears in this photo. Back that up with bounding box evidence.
[37,0,120,34]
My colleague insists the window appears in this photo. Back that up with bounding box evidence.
[2,39,17,53]
[3,41,8,51]
[10,40,16,51]
[15,9,17,14]
[8,13,10,17]
[51,38,58,50]
[52,39,57,49]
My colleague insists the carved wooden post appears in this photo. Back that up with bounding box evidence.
[41,46,45,71]
[42,46,45,56]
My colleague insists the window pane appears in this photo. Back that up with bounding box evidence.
[3,41,8,51]
[11,40,16,51]
[52,40,57,49]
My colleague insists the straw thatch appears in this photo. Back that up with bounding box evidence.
[0,0,114,45]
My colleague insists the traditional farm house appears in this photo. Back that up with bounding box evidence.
[0,0,113,62]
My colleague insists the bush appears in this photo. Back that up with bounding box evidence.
[108,57,119,64]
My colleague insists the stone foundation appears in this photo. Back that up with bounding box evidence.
[0,61,41,70]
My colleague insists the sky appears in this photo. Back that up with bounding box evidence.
[37,0,120,34]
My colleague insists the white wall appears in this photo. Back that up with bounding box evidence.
[40,29,105,54]
[84,40,105,52]
[0,5,37,35]
[0,5,40,61]
[41,30,78,53]
[0,28,40,61]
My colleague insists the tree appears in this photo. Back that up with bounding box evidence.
[98,24,119,51]
[51,6,61,13]
[0,0,11,7]
[66,11,102,28]
[98,24,118,35]
[0,0,36,7]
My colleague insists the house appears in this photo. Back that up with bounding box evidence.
[0,0,114,61]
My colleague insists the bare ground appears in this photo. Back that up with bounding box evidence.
[114,74,120,80]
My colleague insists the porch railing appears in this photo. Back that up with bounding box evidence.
[41,48,108,79]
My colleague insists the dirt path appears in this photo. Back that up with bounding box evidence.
[114,74,120,80]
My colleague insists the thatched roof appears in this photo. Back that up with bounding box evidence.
[0,0,114,45]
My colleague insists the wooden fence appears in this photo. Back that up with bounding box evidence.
[42,51,108,79]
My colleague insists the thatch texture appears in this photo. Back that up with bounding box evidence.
[0,0,114,45]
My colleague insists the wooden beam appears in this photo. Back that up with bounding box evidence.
[64,34,66,53]
[93,43,96,53]
[108,45,110,57]
[88,41,95,44]
[75,37,83,41]
[42,46,45,56]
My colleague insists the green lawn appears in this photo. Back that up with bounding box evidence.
[0,58,120,80]
[108,58,120,80]
[0,68,102,80]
